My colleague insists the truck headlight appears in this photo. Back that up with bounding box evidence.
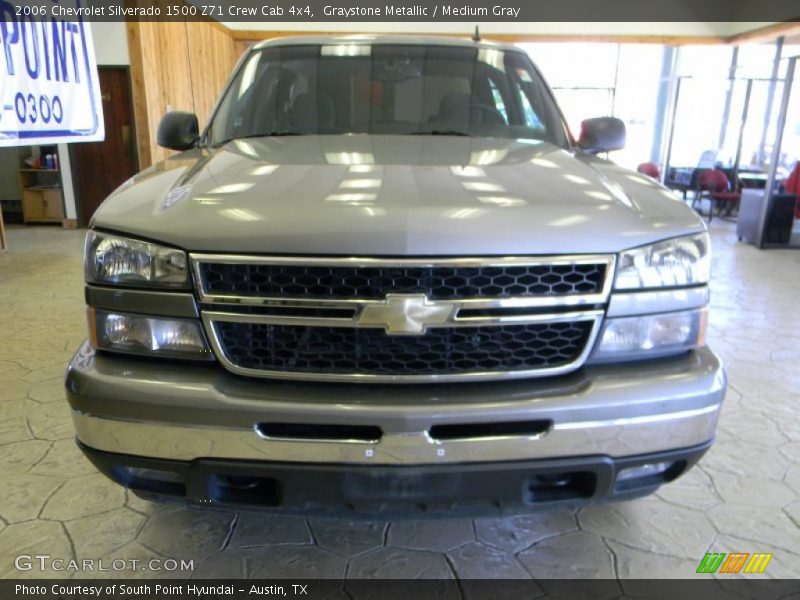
[89,309,213,360]
[615,233,710,290]
[589,309,706,363]
[85,231,189,288]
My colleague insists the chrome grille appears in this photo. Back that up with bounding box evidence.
[213,321,595,376]
[192,255,614,383]
[198,262,606,300]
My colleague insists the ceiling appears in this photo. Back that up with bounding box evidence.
[220,21,800,46]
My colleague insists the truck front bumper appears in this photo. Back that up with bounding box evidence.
[66,343,725,512]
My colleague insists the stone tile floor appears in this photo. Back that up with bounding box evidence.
[0,222,798,580]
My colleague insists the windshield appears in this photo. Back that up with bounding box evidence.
[208,44,570,147]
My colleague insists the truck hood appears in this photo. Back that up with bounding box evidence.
[93,135,704,255]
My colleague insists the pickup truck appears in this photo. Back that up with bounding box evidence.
[66,35,726,514]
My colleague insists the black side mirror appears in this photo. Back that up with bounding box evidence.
[577,117,626,154]
[157,111,199,151]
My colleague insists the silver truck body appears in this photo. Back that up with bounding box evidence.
[67,36,725,513]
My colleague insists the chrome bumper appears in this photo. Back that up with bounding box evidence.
[66,343,725,466]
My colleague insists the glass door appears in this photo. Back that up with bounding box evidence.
[663,75,786,218]
[757,57,800,247]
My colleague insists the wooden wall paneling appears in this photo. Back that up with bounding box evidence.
[127,21,238,169]
[186,22,238,129]
[126,21,152,169]
[126,21,194,167]
[148,22,195,165]
[234,40,254,60]
[127,21,191,167]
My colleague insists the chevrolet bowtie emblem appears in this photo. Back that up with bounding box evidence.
[357,294,454,335]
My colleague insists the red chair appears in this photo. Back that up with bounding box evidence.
[636,162,661,180]
[694,169,741,222]
[785,161,800,195]
[782,161,800,219]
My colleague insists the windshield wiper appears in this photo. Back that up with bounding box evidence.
[261,131,306,137]
[409,130,473,137]
[213,131,307,147]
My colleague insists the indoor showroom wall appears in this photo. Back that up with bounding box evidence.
[49,23,130,222]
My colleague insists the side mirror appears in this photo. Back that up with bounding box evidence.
[577,117,626,154]
[157,111,199,151]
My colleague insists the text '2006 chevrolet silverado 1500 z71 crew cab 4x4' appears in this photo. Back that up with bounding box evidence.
[66,35,726,514]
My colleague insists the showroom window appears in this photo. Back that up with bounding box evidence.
[519,42,665,170]
[736,42,780,79]
[766,55,800,247]
[665,45,736,170]
[663,41,788,189]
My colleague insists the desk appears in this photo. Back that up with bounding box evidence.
[737,188,798,245]
[665,167,696,198]
[738,171,769,189]
[737,189,764,244]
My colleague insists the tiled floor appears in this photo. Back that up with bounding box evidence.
[0,221,798,580]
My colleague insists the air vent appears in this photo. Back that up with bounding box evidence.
[255,422,382,443]
[428,420,552,441]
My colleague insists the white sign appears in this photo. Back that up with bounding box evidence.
[0,0,104,146]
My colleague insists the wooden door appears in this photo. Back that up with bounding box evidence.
[71,67,138,226]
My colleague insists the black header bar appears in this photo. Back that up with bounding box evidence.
[5,579,800,600]
[3,0,800,22]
